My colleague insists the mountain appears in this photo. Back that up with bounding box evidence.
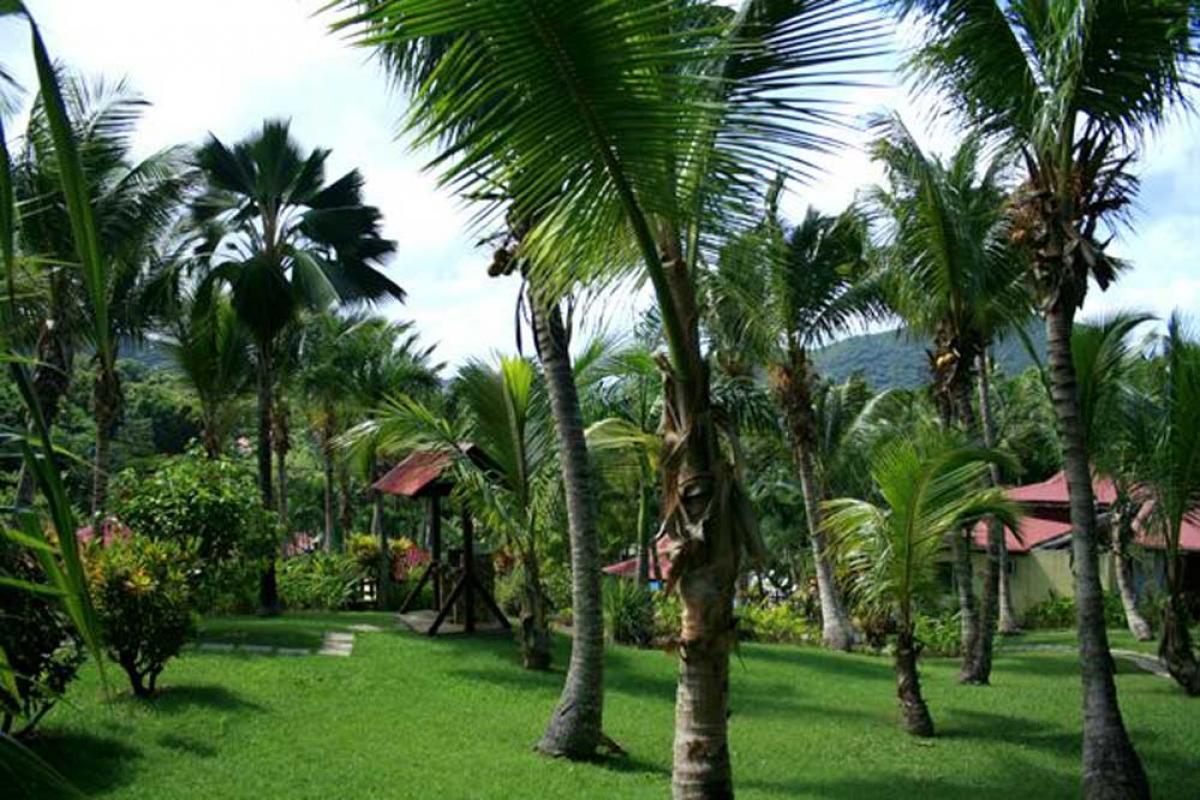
[812,324,1047,390]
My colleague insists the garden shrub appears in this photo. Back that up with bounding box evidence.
[87,535,197,698]
[914,610,961,657]
[653,590,683,643]
[111,450,277,612]
[739,601,820,644]
[602,578,654,646]
[0,547,85,736]
[1023,592,1127,630]
[1022,592,1123,628]
[495,563,523,617]
[278,552,364,610]
[347,534,382,571]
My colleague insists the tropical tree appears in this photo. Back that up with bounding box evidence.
[867,114,1030,682]
[164,294,253,459]
[191,119,404,612]
[895,1,1197,793]
[1131,317,1200,693]
[334,2,883,789]
[823,432,1020,737]
[13,75,193,512]
[707,188,881,650]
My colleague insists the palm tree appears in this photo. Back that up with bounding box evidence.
[192,119,403,613]
[706,189,881,650]
[1071,313,1157,642]
[1133,317,1200,693]
[867,115,1029,682]
[164,294,253,459]
[823,432,1020,737]
[895,2,1197,793]
[334,3,882,788]
[13,75,193,511]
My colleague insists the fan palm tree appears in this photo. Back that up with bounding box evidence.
[164,294,253,459]
[192,119,404,613]
[707,188,882,650]
[823,433,1020,737]
[13,75,194,511]
[895,2,1197,793]
[333,1,882,791]
[867,115,1030,682]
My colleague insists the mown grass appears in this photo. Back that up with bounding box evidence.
[1002,625,1199,655]
[21,614,1199,799]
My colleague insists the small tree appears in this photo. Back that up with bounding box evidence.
[823,432,1019,736]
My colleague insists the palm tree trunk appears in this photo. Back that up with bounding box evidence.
[998,545,1019,633]
[337,463,353,548]
[531,296,605,759]
[1046,303,1149,799]
[90,357,121,517]
[520,545,552,671]
[660,259,741,800]
[273,390,290,528]
[769,352,853,651]
[1112,512,1152,642]
[637,470,651,586]
[322,431,336,554]
[895,622,934,737]
[966,353,1003,682]
[979,351,1020,634]
[256,341,279,615]
[1159,592,1200,695]
[950,531,980,677]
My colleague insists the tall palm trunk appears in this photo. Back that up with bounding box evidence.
[636,469,652,586]
[978,351,1020,634]
[256,340,279,615]
[273,389,290,529]
[949,531,980,676]
[369,455,390,608]
[531,296,605,759]
[91,357,122,516]
[1159,535,1199,694]
[337,462,353,548]
[769,349,853,651]
[1046,303,1148,799]
[519,543,552,671]
[1111,508,1152,642]
[895,621,933,737]
[321,415,337,553]
[965,354,1003,682]
[661,259,742,800]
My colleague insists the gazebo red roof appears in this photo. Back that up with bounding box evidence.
[373,451,453,498]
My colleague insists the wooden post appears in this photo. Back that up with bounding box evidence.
[462,509,476,633]
[430,493,442,609]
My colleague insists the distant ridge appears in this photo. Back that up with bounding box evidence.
[812,324,1048,390]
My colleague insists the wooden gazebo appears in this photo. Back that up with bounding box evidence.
[373,446,509,636]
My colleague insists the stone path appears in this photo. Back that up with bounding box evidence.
[191,629,370,659]
[1000,643,1169,678]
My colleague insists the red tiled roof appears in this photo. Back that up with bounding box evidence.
[603,535,674,580]
[373,451,453,497]
[971,516,1071,553]
[1007,470,1117,504]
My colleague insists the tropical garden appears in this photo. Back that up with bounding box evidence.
[1,1,1198,799]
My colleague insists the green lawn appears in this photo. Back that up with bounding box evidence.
[1000,625,1198,655]
[21,614,1198,799]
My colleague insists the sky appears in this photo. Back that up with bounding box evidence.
[2,0,1197,365]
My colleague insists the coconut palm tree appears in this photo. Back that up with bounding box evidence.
[333,3,882,788]
[1130,316,1200,693]
[13,75,193,512]
[823,432,1020,737]
[164,294,253,459]
[192,119,403,613]
[706,187,882,650]
[867,115,1031,682]
[895,2,1197,793]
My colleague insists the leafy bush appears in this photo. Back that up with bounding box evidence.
[111,450,277,611]
[87,535,197,698]
[278,552,365,610]
[603,578,654,646]
[653,591,683,643]
[1023,592,1127,629]
[914,611,961,657]
[739,601,820,644]
[390,537,430,581]
[347,534,382,572]
[0,547,85,736]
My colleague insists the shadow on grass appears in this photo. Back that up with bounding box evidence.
[740,644,892,684]
[28,731,142,797]
[741,767,1074,800]
[156,733,218,759]
[939,708,1078,753]
[153,683,264,715]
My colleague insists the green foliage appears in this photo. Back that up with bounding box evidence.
[110,450,276,611]
[1023,592,1127,631]
[278,553,365,611]
[602,578,654,647]
[653,592,683,643]
[738,601,819,645]
[86,535,196,698]
[914,611,962,658]
[0,548,85,737]
[346,534,382,572]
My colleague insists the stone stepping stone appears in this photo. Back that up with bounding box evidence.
[276,647,311,657]
[241,644,274,655]
[197,642,235,653]
[318,632,355,657]
[348,624,384,633]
